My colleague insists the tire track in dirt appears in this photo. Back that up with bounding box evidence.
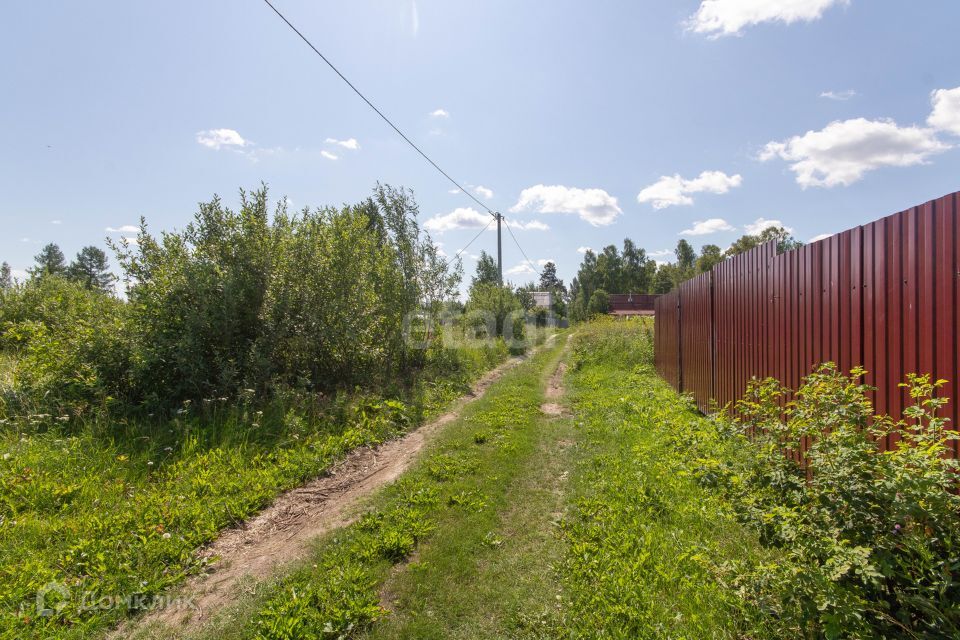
[111,341,552,638]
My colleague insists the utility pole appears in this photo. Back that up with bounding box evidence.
[496,212,503,284]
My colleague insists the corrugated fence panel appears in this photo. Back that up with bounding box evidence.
[679,272,713,412]
[654,291,680,390]
[653,190,960,456]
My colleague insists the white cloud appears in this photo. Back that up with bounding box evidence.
[11,268,28,281]
[325,137,360,150]
[506,259,551,276]
[576,246,594,254]
[809,232,834,242]
[320,150,339,161]
[106,224,139,234]
[506,219,549,231]
[196,128,248,150]
[472,185,494,200]
[424,208,547,233]
[820,89,857,101]
[510,184,622,226]
[424,207,492,232]
[50,220,62,225]
[411,0,419,36]
[637,170,742,209]
[430,108,449,118]
[506,263,536,276]
[760,118,950,188]
[649,249,673,265]
[448,188,461,194]
[687,0,847,37]
[928,86,960,136]
[680,218,735,236]
[744,217,793,235]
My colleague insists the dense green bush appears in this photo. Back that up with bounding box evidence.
[715,366,960,638]
[0,277,128,417]
[112,184,458,409]
[1,184,467,417]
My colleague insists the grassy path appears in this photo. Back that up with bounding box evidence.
[127,334,570,639]
[354,321,777,639]
[122,322,779,639]
[358,339,574,639]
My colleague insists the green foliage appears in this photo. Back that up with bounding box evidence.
[537,261,568,318]
[566,323,960,638]
[726,225,802,257]
[0,394,412,638]
[714,365,960,638]
[561,320,775,638]
[0,263,11,290]
[586,288,609,316]
[66,246,115,293]
[0,334,508,639]
[30,243,67,279]
[569,238,653,321]
[675,238,696,271]
[696,243,724,273]
[0,183,461,414]
[471,250,500,288]
[465,282,524,340]
[0,276,127,417]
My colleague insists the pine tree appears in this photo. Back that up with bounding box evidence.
[538,261,566,294]
[30,243,67,278]
[0,262,11,289]
[68,246,116,293]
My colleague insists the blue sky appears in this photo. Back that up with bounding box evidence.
[3,1,960,293]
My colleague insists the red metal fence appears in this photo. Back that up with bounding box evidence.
[654,190,960,457]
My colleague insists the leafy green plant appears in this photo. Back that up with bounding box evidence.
[718,365,960,638]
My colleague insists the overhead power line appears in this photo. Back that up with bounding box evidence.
[503,216,543,279]
[261,0,496,218]
[454,218,495,260]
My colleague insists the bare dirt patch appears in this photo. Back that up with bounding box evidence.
[540,361,568,416]
[112,351,535,638]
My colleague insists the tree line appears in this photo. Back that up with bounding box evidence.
[568,226,800,320]
[1,243,115,293]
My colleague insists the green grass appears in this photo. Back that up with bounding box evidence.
[3,321,788,639]
[0,342,509,640]
[358,339,574,639]
[152,333,573,640]
[557,320,779,638]
[177,321,780,640]
[0,354,13,402]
